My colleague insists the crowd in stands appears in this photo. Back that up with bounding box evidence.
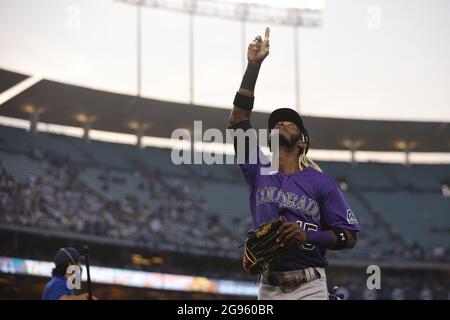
[0,132,449,300]
[0,148,249,256]
[0,131,448,264]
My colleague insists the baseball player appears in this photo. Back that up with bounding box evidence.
[42,247,97,300]
[228,27,360,300]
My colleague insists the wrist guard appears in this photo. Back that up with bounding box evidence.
[233,92,254,110]
[331,227,348,250]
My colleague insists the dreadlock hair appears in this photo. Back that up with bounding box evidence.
[297,126,323,173]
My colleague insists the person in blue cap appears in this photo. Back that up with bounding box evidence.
[42,247,97,300]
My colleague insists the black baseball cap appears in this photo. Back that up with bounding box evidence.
[268,108,310,154]
[268,108,305,131]
[54,247,83,267]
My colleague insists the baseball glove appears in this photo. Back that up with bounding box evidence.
[242,216,291,276]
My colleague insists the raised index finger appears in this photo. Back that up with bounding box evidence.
[264,27,270,41]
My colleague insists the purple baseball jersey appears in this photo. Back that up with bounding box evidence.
[240,147,360,271]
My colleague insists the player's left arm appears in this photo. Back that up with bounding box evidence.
[277,223,357,249]
[343,230,357,248]
[326,229,357,249]
[313,179,360,250]
[277,180,360,250]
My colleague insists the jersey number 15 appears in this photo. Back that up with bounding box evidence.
[296,221,318,251]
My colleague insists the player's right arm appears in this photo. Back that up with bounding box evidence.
[228,27,270,126]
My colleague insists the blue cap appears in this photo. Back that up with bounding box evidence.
[54,247,82,267]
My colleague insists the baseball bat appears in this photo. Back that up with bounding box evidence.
[83,245,93,300]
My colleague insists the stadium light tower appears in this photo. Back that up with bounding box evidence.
[116,0,323,111]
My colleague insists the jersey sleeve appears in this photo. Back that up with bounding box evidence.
[228,120,269,191]
[319,176,360,232]
[239,146,268,191]
[47,281,73,300]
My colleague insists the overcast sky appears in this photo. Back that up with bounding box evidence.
[0,0,449,122]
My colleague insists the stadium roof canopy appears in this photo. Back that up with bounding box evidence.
[1,68,449,153]
[0,69,28,93]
